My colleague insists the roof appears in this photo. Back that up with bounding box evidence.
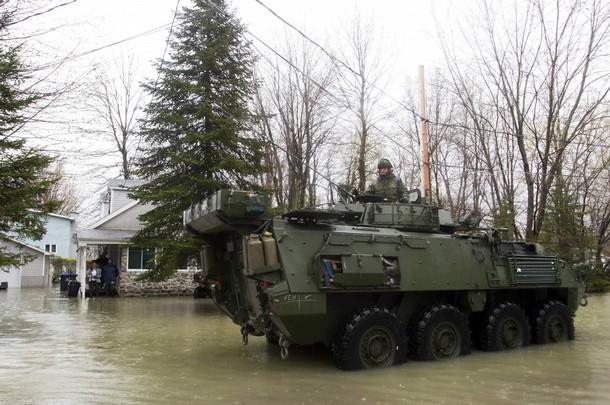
[75,229,136,246]
[108,178,145,189]
[46,212,76,221]
[26,210,75,221]
[2,237,49,255]
[90,200,139,229]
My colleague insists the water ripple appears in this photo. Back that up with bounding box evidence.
[1,288,609,405]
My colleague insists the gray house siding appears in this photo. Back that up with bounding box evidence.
[101,179,144,216]
[0,239,49,288]
[97,204,151,231]
[110,189,132,214]
[0,266,20,288]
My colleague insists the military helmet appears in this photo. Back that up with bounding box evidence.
[377,158,393,169]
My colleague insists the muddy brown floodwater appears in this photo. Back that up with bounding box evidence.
[1,288,609,405]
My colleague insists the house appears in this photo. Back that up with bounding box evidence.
[17,211,78,259]
[3,211,76,287]
[74,179,197,297]
[99,178,143,218]
[0,237,51,288]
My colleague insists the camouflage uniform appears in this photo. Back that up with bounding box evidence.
[367,159,405,201]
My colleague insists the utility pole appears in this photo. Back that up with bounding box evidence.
[418,65,431,201]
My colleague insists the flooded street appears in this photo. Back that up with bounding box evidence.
[1,289,609,405]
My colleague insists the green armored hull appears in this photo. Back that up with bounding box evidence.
[185,189,586,370]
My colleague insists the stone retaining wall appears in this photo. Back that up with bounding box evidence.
[117,248,197,297]
[117,271,197,297]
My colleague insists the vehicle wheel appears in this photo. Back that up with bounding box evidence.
[531,301,574,344]
[479,302,530,351]
[334,307,407,370]
[409,304,471,361]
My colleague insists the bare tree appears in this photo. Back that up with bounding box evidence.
[562,123,610,263]
[254,38,338,209]
[252,80,286,208]
[87,56,143,179]
[591,183,610,266]
[441,0,610,241]
[336,16,386,192]
[394,71,487,223]
[38,162,78,215]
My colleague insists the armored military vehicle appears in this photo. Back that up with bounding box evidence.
[184,189,587,370]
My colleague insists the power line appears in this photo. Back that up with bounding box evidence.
[253,36,606,183]
[154,0,181,91]
[249,31,412,156]
[8,0,78,27]
[252,0,610,151]
[427,160,610,184]
[48,0,603,219]
[206,0,610,186]
[252,0,480,130]
[251,42,408,181]
[132,0,182,164]
[37,23,173,70]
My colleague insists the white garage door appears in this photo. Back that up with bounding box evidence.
[0,266,21,288]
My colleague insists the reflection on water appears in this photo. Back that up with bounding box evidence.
[1,288,609,405]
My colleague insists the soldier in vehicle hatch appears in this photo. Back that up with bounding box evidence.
[367,158,405,201]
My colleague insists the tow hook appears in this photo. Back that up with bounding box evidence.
[241,326,249,345]
[279,335,290,360]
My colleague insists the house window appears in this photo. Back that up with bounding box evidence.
[127,247,155,271]
[45,244,57,254]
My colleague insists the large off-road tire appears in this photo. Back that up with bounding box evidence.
[531,300,574,344]
[334,307,408,370]
[409,304,471,361]
[478,302,530,351]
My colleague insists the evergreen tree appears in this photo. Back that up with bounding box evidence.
[131,0,262,280]
[539,176,593,263]
[0,7,58,268]
[492,198,517,241]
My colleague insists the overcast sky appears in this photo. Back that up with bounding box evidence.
[17,0,470,222]
[38,0,455,78]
